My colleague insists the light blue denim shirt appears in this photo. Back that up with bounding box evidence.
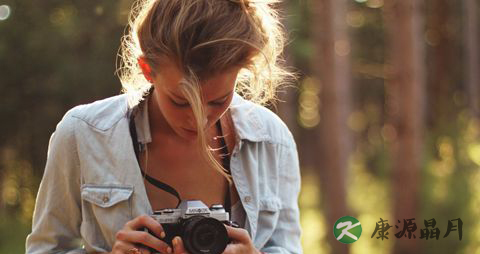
[26,93,302,253]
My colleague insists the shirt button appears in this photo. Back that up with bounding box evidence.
[102,196,110,203]
[244,196,252,203]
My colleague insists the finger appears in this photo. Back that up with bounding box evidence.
[111,240,146,254]
[116,229,169,253]
[111,240,132,253]
[125,215,165,239]
[223,245,262,254]
[172,236,188,254]
[222,244,240,254]
[225,225,250,243]
[121,246,151,254]
[137,246,152,254]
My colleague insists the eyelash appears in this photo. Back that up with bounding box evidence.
[171,99,227,107]
[210,100,227,106]
[171,100,190,107]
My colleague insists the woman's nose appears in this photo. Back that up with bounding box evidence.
[186,116,208,129]
[186,106,218,129]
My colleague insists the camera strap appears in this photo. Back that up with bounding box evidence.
[129,113,232,214]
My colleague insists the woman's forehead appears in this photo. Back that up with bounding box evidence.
[159,63,239,100]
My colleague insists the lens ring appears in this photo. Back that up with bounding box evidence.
[182,216,229,254]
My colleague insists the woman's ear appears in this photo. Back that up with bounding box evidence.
[138,57,154,83]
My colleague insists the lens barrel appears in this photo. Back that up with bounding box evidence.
[182,216,229,254]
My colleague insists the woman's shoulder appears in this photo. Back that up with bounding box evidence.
[230,93,295,147]
[60,94,130,132]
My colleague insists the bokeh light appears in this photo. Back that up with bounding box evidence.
[347,11,366,28]
[298,77,321,129]
[300,171,330,253]
[0,5,11,21]
[366,0,384,9]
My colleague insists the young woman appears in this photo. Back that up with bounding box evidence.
[26,0,302,253]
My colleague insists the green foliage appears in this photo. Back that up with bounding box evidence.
[0,0,134,176]
[0,212,30,254]
[1,0,479,253]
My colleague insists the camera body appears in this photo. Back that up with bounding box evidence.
[149,200,236,254]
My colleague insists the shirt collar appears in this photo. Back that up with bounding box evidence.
[229,93,269,142]
[132,97,152,144]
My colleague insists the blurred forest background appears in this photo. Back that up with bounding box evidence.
[0,0,479,253]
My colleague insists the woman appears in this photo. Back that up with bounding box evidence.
[26,0,302,253]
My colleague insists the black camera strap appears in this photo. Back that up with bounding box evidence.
[129,115,183,207]
[129,115,232,214]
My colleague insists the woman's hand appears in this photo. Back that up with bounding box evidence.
[110,215,171,254]
[171,225,261,254]
[222,226,261,254]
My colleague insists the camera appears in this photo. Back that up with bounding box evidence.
[148,200,238,254]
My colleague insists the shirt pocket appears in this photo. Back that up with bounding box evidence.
[80,184,134,250]
[81,185,133,209]
[256,197,282,247]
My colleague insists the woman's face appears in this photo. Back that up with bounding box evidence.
[147,61,239,140]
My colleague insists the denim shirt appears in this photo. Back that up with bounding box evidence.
[26,93,302,254]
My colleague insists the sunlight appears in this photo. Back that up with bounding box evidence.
[348,151,393,254]
[465,170,480,253]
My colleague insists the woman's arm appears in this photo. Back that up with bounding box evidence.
[26,112,85,253]
[261,135,302,254]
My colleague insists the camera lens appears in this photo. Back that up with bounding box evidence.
[182,216,229,254]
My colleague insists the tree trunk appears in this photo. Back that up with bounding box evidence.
[425,0,455,127]
[464,0,479,117]
[312,0,352,253]
[384,1,425,253]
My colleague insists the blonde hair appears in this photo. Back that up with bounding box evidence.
[117,0,294,181]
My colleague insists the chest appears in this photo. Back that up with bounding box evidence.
[139,118,238,211]
[139,149,229,210]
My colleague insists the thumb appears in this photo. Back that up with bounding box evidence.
[225,225,250,243]
[172,236,188,254]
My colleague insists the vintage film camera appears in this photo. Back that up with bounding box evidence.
[148,200,238,254]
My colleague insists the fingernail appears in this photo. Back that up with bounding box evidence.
[167,247,172,253]
[172,237,177,246]
[160,231,166,239]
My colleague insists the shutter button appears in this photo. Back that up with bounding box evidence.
[102,196,110,203]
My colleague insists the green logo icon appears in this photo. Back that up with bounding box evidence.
[333,216,362,244]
